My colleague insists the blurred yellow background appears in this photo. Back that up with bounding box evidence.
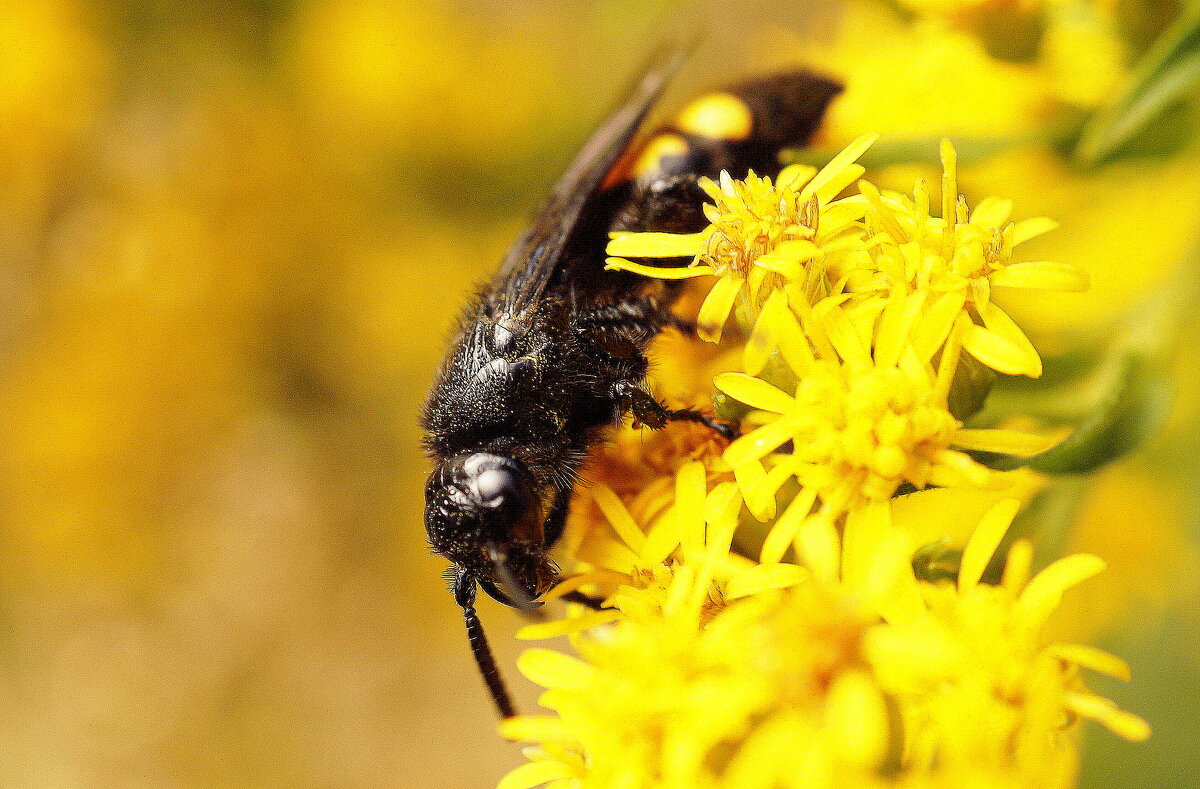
[0,1,1195,788]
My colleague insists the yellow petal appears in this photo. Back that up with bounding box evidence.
[675,461,708,552]
[934,314,967,404]
[516,648,597,689]
[978,301,1042,377]
[640,513,680,565]
[818,197,869,237]
[604,230,705,255]
[724,414,803,466]
[797,515,840,583]
[714,372,796,413]
[892,486,999,548]
[733,459,777,522]
[743,289,787,375]
[826,671,889,768]
[802,133,878,199]
[760,487,817,564]
[705,480,743,557]
[498,714,573,743]
[990,261,1090,291]
[1011,216,1058,245]
[969,196,1013,226]
[1002,538,1033,592]
[663,563,696,618]
[1064,692,1151,742]
[842,500,891,595]
[772,294,817,376]
[606,231,706,257]
[1015,554,1106,632]
[814,163,866,204]
[725,563,806,599]
[604,257,716,279]
[777,163,818,189]
[940,139,958,225]
[865,624,965,682]
[697,274,745,343]
[814,296,870,367]
[952,428,1060,457]
[573,535,639,574]
[755,239,820,275]
[496,760,575,789]
[860,180,908,244]
[874,289,925,369]
[958,499,1019,593]
[516,609,623,640]
[761,456,797,498]
[912,291,966,362]
[543,570,626,602]
[929,449,993,487]
[962,323,1039,377]
[1047,643,1131,681]
[589,483,645,555]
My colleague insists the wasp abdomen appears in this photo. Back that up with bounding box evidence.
[628,71,844,184]
[610,70,843,237]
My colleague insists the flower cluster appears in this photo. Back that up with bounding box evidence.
[501,494,1146,789]
[497,138,1146,789]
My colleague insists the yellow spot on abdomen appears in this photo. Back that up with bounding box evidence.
[676,92,753,141]
[632,133,689,178]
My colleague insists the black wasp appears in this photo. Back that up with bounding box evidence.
[422,47,842,719]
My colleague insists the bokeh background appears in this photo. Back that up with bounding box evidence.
[0,1,1196,787]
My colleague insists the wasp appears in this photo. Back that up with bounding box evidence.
[422,48,842,719]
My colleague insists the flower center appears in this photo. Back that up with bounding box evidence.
[792,363,961,504]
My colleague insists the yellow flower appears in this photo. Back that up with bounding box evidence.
[871,501,1153,782]
[850,141,1087,378]
[963,146,1200,341]
[713,287,1057,557]
[498,474,1148,789]
[605,134,876,342]
[497,130,1145,789]
[786,2,1052,142]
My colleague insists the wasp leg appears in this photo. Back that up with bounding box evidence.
[574,298,664,361]
[667,406,740,441]
[558,590,610,610]
[614,380,739,440]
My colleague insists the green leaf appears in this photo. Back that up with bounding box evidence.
[946,351,997,421]
[979,250,1199,474]
[1075,3,1200,166]
[979,477,1090,584]
[1011,352,1171,473]
[911,538,962,583]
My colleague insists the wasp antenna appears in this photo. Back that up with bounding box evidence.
[454,569,517,719]
[462,602,517,719]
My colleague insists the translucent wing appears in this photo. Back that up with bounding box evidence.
[496,45,691,318]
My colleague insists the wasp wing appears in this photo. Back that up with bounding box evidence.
[496,45,690,318]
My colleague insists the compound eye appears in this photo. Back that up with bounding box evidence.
[473,467,523,508]
[454,452,543,544]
